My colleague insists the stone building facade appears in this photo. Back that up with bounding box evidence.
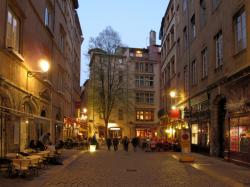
[0,0,82,156]
[87,31,160,139]
[119,31,161,138]
[160,0,250,165]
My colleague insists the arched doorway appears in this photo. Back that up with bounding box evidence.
[0,94,12,156]
[217,97,227,157]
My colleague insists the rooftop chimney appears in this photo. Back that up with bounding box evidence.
[149,30,156,46]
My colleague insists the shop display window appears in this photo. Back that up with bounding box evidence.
[230,126,239,152]
[230,117,250,153]
[191,124,198,144]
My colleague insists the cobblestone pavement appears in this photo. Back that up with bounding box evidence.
[1,146,250,187]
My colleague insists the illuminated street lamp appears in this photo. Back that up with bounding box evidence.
[171,105,177,110]
[169,90,177,98]
[83,108,87,114]
[27,59,50,77]
[39,59,50,72]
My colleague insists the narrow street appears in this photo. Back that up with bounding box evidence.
[1,146,250,187]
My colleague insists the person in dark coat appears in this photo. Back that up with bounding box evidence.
[106,137,112,151]
[36,140,46,151]
[122,136,130,152]
[112,136,119,151]
[29,140,37,149]
[131,137,139,152]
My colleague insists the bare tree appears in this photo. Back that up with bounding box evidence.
[88,27,132,139]
[89,26,123,54]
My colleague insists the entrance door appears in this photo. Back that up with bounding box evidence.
[218,98,226,157]
[0,113,6,157]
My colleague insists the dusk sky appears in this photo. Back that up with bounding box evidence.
[77,1,169,85]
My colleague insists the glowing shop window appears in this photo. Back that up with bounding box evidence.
[191,124,198,144]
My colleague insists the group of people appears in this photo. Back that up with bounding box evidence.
[29,132,51,151]
[106,136,140,152]
[29,132,64,151]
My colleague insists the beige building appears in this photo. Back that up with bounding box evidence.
[159,0,180,128]
[160,0,250,165]
[0,0,82,156]
[87,31,161,139]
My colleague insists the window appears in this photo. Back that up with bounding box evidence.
[183,0,187,12]
[230,117,250,154]
[183,27,188,49]
[60,32,65,52]
[44,6,53,30]
[200,0,206,28]
[170,57,176,77]
[135,76,154,87]
[118,109,123,120]
[136,110,154,121]
[191,15,196,39]
[212,0,221,10]
[135,63,153,73]
[170,5,174,17]
[170,26,175,47]
[6,8,20,52]
[184,66,188,91]
[58,70,64,91]
[166,34,170,51]
[191,60,197,85]
[118,71,123,83]
[201,47,208,78]
[191,124,198,144]
[60,0,65,12]
[145,63,153,73]
[235,10,247,52]
[136,51,143,57]
[135,92,154,104]
[215,31,223,68]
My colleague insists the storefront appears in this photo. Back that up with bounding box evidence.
[191,121,210,154]
[229,114,250,164]
[190,98,210,155]
[136,128,151,138]
[63,116,81,140]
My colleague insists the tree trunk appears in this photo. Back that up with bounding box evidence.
[104,120,108,139]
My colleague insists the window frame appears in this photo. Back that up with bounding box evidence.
[215,31,223,68]
[234,10,247,53]
[201,47,208,78]
[6,8,20,53]
[191,60,197,85]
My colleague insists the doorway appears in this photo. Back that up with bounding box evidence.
[218,98,227,157]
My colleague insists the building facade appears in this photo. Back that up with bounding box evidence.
[0,0,82,156]
[120,31,161,138]
[87,31,160,139]
[160,0,250,165]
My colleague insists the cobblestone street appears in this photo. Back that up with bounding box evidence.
[1,146,250,187]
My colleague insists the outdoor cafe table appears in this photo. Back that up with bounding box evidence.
[12,158,31,175]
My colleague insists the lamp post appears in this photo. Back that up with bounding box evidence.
[80,108,88,137]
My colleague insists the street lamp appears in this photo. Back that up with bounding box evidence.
[27,59,50,77]
[169,90,177,98]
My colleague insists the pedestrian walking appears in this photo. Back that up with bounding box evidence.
[113,136,119,151]
[131,137,139,152]
[106,137,112,151]
[122,136,130,152]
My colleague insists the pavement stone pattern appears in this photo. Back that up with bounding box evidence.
[0,146,250,187]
